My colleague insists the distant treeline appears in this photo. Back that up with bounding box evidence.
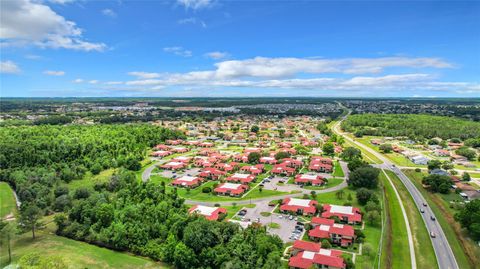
[341,114,480,140]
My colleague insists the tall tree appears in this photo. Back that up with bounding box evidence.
[19,205,43,239]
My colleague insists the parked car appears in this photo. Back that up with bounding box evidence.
[289,215,294,220]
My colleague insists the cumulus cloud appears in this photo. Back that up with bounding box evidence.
[163,46,192,57]
[177,0,214,10]
[1,0,106,51]
[88,80,99,84]
[178,17,207,28]
[43,70,65,76]
[128,71,161,79]
[102,9,117,18]
[0,61,21,74]
[205,51,230,60]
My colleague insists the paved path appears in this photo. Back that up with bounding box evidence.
[333,114,459,269]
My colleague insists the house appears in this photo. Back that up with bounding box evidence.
[151,150,172,157]
[281,158,303,168]
[161,161,186,170]
[434,149,450,157]
[154,144,170,150]
[214,183,248,197]
[429,168,449,176]
[272,164,296,176]
[188,205,227,221]
[260,156,277,164]
[233,153,249,163]
[171,175,203,188]
[166,139,183,145]
[225,173,256,184]
[199,142,215,147]
[280,198,318,216]
[409,155,429,165]
[371,139,382,145]
[309,217,355,246]
[244,147,262,154]
[215,162,238,172]
[198,168,225,180]
[279,142,293,148]
[289,240,345,269]
[171,156,192,163]
[240,164,264,175]
[321,204,362,225]
[171,147,189,153]
[308,162,333,173]
[184,140,200,146]
[295,174,324,186]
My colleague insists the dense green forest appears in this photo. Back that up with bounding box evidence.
[54,170,283,269]
[341,114,480,140]
[0,124,184,212]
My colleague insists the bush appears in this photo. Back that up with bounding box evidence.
[202,186,212,193]
[348,166,380,189]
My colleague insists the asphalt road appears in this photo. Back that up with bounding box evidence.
[334,115,459,269]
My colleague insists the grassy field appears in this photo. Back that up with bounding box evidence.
[403,169,479,269]
[0,216,167,269]
[67,168,116,190]
[379,170,411,269]
[385,170,438,268]
[0,182,17,219]
[303,177,344,190]
[332,161,345,177]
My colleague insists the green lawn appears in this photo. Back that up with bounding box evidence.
[67,168,116,190]
[303,177,344,190]
[385,170,438,269]
[0,182,17,219]
[149,175,292,202]
[343,139,383,164]
[0,217,166,269]
[332,161,345,177]
[403,170,479,269]
[380,170,411,269]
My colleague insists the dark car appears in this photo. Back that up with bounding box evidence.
[430,215,436,221]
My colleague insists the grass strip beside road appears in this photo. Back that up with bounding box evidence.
[379,171,411,269]
[403,170,479,269]
[385,170,438,269]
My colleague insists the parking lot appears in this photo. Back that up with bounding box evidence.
[158,168,201,179]
[234,201,305,242]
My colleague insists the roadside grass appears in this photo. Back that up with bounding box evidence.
[0,216,166,269]
[343,140,382,164]
[0,182,17,219]
[379,171,411,269]
[332,161,345,177]
[403,169,479,269]
[385,170,438,268]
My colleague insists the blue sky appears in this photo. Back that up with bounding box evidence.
[1,0,479,97]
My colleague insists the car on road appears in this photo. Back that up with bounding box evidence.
[430,215,436,221]
[279,215,283,219]
[420,208,425,213]
[423,202,427,207]
[430,232,436,238]
[289,215,294,220]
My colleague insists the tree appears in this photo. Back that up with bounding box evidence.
[19,205,43,239]
[422,174,452,194]
[335,190,345,200]
[173,242,198,269]
[365,200,381,212]
[362,243,374,257]
[366,210,380,225]
[356,188,376,205]
[347,194,353,202]
[441,161,454,171]
[456,146,477,160]
[348,166,380,189]
[0,220,16,264]
[322,142,335,156]
[321,239,332,249]
[347,158,368,172]
[124,156,141,171]
[427,160,442,171]
[379,144,393,153]
[274,151,290,160]
[462,172,471,181]
[248,152,261,164]
[91,163,102,175]
[250,125,260,133]
[455,199,480,240]
[340,147,362,161]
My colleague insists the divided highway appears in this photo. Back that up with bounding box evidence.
[333,116,459,269]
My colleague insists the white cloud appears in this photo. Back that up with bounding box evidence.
[205,51,230,60]
[105,81,123,85]
[163,46,192,57]
[0,0,106,51]
[177,0,214,10]
[47,0,76,4]
[73,78,84,83]
[178,17,207,28]
[43,70,65,76]
[102,9,117,18]
[0,61,21,74]
[89,80,99,84]
[128,71,161,79]
[24,54,44,60]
